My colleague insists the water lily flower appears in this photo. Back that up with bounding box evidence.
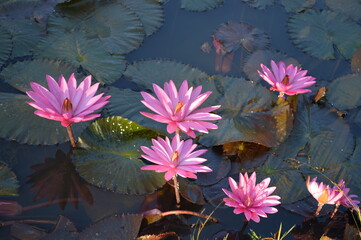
[140,80,221,138]
[222,172,281,223]
[258,60,316,98]
[26,74,110,147]
[306,176,344,216]
[334,179,360,209]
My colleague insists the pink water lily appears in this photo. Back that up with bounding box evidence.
[222,172,281,223]
[334,179,360,209]
[140,80,221,138]
[26,74,110,127]
[140,134,212,181]
[258,60,316,97]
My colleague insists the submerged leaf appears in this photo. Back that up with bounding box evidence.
[288,10,361,60]
[0,163,19,196]
[180,0,223,11]
[73,116,166,195]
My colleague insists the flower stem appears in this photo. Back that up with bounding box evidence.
[173,175,181,207]
[66,125,76,148]
[315,203,324,216]
[22,198,79,212]
[240,219,249,234]
[330,203,340,219]
[160,210,218,223]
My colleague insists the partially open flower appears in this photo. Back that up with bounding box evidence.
[334,179,360,209]
[258,60,316,98]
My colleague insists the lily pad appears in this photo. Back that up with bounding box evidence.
[288,10,361,60]
[0,25,11,66]
[0,163,19,196]
[79,213,143,240]
[1,59,79,93]
[73,116,166,195]
[243,49,299,81]
[325,0,361,22]
[121,0,164,36]
[180,0,223,11]
[36,32,126,84]
[241,0,275,10]
[327,74,361,110]
[196,76,293,147]
[0,92,89,145]
[124,59,208,90]
[280,0,315,13]
[351,48,361,73]
[213,22,270,53]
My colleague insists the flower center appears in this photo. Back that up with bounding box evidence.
[171,151,179,162]
[174,101,184,114]
[245,196,253,206]
[281,75,290,85]
[318,188,329,204]
[62,98,73,112]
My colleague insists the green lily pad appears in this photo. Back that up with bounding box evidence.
[124,59,208,90]
[241,0,275,10]
[121,0,164,36]
[275,101,355,170]
[325,0,361,21]
[73,116,166,195]
[0,25,11,66]
[1,59,79,93]
[79,213,143,240]
[280,0,315,13]
[0,163,19,196]
[243,49,299,81]
[327,74,361,110]
[36,32,126,84]
[196,76,293,147]
[0,92,88,145]
[288,10,361,60]
[180,0,223,11]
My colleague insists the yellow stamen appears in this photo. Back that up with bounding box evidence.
[171,151,179,162]
[318,189,329,204]
[62,98,73,112]
[174,101,184,114]
[281,75,290,85]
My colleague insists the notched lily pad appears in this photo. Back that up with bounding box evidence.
[288,10,361,60]
[0,163,19,196]
[280,0,315,13]
[241,0,275,10]
[180,0,223,11]
[73,116,166,195]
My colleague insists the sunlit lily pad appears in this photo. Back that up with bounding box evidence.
[288,10,361,60]
[0,25,11,66]
[280,0,315,13]
[196,76,293,147]
[124,59,208,90]
[79,213,143,240]
[180,0,223,11]
[214,22,270,53]
[0,92,88,145]
[325,0,361,21]
[36,32,126,84]
[73,116,166,195]
[1,59,79,93]
[241,0,275,10]
[243,49,299,81]
[0,163,19,196]
[327,74,361,110]
[121,0,164,36]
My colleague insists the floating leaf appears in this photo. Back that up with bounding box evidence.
[0,163,19,196]
[196,76,293,147]
[36,32,126,84]
[178,178,205,205]
[243,49,299,81]
[351,48,361,73]
[0,92,88,145]
[180,0,223,11]
[325,0,361,22]
[121,0,164,36]
[280,0,315,13]
[241,0,275,10]
[11,223,47,240]
[202,177,229,207]
[124,59,208,90]
[41,216,78,240]
[214,22,270,53]
[0,25,11,66]
[327,74,361,110]
[1,59,79,93]
[288,10,361,60]
[282,197,334,217]
[73,116,166,195]
[79,213,143,240]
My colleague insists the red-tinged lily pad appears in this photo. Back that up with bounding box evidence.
[180,0,223,11]
[0,163,19,196]
[288,10,361,60]
[351,48,361,73]
[327,74,361,110]
[73,116,166,195]
[325,0,361,22]
[214,22,270,53]
[195,76,293,147]
[280,0,315,13]
[241,0,275,10]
